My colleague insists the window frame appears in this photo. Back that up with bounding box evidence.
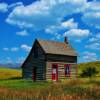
[64,64,71,77]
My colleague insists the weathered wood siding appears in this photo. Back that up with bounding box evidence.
[22,40,46,81]
[46,54,77,63]
[46,54,77,81]
[46,61,77,81]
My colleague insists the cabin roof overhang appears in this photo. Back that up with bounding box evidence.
[37,39,78,57]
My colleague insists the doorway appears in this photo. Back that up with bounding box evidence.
[52,64,58,81]
[32,67,37,81]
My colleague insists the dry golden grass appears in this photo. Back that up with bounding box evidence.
[0,67,21,79]
[0,85,100,100]
[0,79,100,100]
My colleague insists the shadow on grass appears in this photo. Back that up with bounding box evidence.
[0,77,22,81]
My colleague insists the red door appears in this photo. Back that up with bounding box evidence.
[32,67,36,81]
[52,64,58,81]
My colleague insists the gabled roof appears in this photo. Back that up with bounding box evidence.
[37,39,77,56]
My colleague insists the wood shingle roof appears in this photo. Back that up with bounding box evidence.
[37,39,77,56]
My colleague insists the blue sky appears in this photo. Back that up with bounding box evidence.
[0,0,100,64]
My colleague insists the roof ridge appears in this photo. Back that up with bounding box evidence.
[36,38,77,56]
[37,38,65,44]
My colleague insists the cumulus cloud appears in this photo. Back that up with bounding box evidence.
[86,42,100,50]
[3,47,9,51]
[17,57,25,63]
[16,30,29,36]
[96,33,100,39]
[0,2,23,13]
[21,44,31,52]
[88,37,98,42]
[6,0,87,30]
[11,47,19,52]
[88,33,100,50]
[45,18,78,34]
[3,47,19,52]
[64,29,90,38]
[83,51,97,61]
[0,3,8,12]
[82,1,100,29]
[61,18,78,29]
[88,33,100,43]
[3,45,31,52]
[45,18,78,39]
[6,57,13,63]
[8,2,23,8]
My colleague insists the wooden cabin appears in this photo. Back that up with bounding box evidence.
[21,37,78,81]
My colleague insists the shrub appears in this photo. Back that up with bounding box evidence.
[80,67,98,77]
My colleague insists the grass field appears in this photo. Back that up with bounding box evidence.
[78,61,100,77]
[0,62,100,100]
[0,67,21,79]
[0,78,100,100]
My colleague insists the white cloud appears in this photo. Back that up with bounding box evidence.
[88,37,98,42]
[88,33,100,43]
[11,47,19,52]
[82,1,100,29]
[55,33,62,39]
[45,18,78,40]
[3,48,9,51]
[6,57,13,63]
[64,29,90,38]
[45,27,62,39]
[45,27,55,34]
[86,42,100,50]
[6,0,87,30]
[17,57,25,63]
[45,18,78,34]
[16,30,29,36]
[0,2,23,13]
[61,18,78,29]
[96,33,100,39]
[3,47,19,52]
[21,44,31,52]
[9,2,23,8]
[83,51,97,61]
[0,3,8,12]
[3,45,31,52]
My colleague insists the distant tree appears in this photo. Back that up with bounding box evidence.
[80,67,98,77]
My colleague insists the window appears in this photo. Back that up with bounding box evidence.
[65,64,71,77]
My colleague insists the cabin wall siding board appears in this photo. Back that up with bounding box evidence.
[22,40,46,80]
[46,61,77,80]
[46,54,77,63]
[22,68,33,78]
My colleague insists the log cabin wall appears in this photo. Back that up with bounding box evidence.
[22,41,46,81]
[46,61,77,81]
[46,54,77,81]
[46,54,77,63]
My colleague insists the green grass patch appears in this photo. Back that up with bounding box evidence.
[0,79,52,90]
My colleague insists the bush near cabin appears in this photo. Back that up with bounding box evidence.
[80,67,99,77]
[78,61,100,77]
